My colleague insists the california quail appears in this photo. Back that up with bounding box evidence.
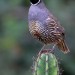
[28,0,70,53]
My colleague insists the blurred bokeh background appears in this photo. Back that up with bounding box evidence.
[0,0,75,75]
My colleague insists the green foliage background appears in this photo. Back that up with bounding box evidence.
[0,0,75,75]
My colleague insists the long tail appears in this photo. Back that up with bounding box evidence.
[57,39,70,54]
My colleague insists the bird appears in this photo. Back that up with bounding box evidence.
[28,0,70,54]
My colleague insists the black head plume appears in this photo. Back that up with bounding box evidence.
[30,0,41,5]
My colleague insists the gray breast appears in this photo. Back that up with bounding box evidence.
[28,5,49,23]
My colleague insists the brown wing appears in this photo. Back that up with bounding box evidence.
[45,16,64,38]
[46,16,70,53]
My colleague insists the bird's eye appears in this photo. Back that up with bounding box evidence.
[30,0,41,5]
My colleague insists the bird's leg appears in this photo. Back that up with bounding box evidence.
[41,44,46,51]
[50,44,56,53]
[38,44,46,55]
[43,44,57,54]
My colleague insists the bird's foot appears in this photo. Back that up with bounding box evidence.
[38,44,56,55]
